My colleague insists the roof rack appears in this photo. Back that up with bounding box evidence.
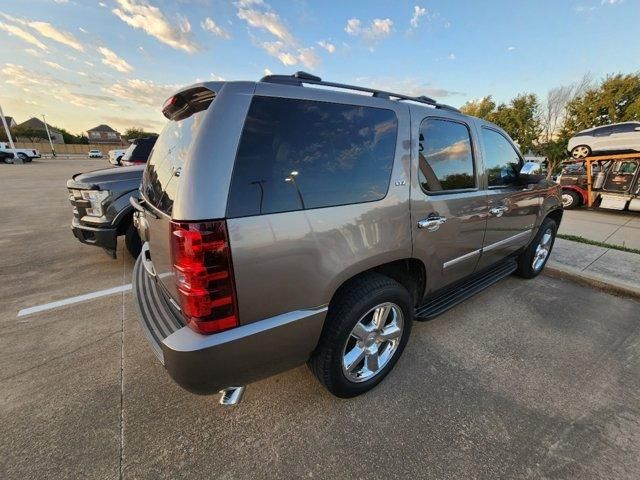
[260,71,461,113]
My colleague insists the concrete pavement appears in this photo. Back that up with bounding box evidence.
[1,158,639,479]
[559,209,640,250]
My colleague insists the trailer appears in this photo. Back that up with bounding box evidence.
[583,153,640,212]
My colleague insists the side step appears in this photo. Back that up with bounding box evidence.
[415,259,517,320]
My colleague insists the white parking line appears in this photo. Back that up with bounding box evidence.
[17,284,132,317]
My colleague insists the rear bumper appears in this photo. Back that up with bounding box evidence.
[132,255,327,395]
[71,218,118,252]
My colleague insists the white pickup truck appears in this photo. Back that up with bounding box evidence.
[0,142,41,162]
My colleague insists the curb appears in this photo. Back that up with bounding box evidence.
[544,261,640,301]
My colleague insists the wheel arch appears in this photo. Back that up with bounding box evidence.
[328,258,427,310]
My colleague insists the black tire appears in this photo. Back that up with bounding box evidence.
[18,152,30,163]
[124,222,142,258]
[308,272,413,398]
[561,190,580,209]
[1,156,12,164]
[515,217,558,279]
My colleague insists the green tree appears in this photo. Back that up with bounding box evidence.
[490,93,542,153]
[459,96,496,119]
[124,127,158,140]
[563,73,640,134]
[12,126,49,143]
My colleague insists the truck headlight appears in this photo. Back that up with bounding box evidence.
[81,190,109,217]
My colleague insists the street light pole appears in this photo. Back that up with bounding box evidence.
[42,114,56,157]
[0,102,19,163]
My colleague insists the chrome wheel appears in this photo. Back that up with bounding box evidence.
[571,145,590,159]
[532,228,553,272]
[561,193,575,208]
[341,302,404,383]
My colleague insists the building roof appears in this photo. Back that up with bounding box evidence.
[87,124,119,133]
[3,116,15,126]
[17,117,61,134]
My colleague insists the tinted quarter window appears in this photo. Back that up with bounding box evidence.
[227,96,398,217]
[481,128,522,187]
[418,118,475,192]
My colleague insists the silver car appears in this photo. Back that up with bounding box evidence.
[132,72,562,405]
[568,122,640,158]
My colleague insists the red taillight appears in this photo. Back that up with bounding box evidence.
[170,220,238,335]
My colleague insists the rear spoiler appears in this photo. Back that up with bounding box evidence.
[162,86,216,121]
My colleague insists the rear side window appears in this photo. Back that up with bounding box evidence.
[142,112,206,214]
[226,96,398,217]
[418,118,475,192]
[481,128,522,187]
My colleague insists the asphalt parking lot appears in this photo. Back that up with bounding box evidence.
[1,158,639,479]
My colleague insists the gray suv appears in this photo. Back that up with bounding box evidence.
[132,72,562,404]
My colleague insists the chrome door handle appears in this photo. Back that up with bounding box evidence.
[489,206,508,217]
[417,216,447,232]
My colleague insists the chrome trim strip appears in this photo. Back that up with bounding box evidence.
[482,229,532,253]
[443,249,481,270]
[163,305,329,353]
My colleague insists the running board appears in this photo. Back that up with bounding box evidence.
[415,259,517,320]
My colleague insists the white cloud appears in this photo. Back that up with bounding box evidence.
[103,78,179,107]
[601,0,622,4]
[410,6,427,28]
[507,46,515,51]
[24,48,42,57]
[54,0,69,3]
[344,18,361,35]
[0,20,48,50]
[210,73,225,81]
[361,77,465,99]
[317,40,336,53]
[99,2,107,7]
[98,46,133,72]
[84,61,95,67]
[237,1,320,69]
[43,60,69,71]
[264,68,272,75]
[201,17,230,39]
[79,27,88,33]
[448,53,456,60]
[345,17,393,48]
[112,0,200,53]
[28,21,84,51]
[236,2,294,44]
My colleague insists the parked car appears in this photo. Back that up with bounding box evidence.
[108,148,126,166]
[568,121,640,159]
[0,142,40,162]
[1,149,15,164]
[88,149,103,158]
[131,72,562,404]
[67,166,143,258]
[120,136,157,166]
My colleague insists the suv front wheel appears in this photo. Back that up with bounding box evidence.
[309,273,413,398]
[515,217,558,279]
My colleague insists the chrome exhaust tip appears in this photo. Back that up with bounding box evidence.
[219,386,246,406]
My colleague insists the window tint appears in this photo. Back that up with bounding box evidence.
[142,112,206,214]
[613,123,639,133]
[594,126,613,136]
[418,118,475,192]
[481,128,522,187]
[227,96,398,217]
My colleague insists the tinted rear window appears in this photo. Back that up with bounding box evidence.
[227,96,398,218]
[123,138,156,162]
[142,112,206,214]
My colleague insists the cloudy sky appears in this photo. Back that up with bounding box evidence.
[0,0,638,134]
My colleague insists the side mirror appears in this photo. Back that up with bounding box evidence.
[519,162,546,183]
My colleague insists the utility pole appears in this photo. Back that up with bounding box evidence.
[42,114,56,157]
[0,102,20,163]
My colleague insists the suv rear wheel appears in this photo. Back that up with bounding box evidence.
[515,217,558,279]
[309,273,413,398]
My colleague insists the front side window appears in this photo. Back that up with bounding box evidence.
[481,128,522,187]
[418,118,475,192]
[227,96,398,217]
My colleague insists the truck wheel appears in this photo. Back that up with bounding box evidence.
[18,153,30,163]
[125,222,142,258]
[515,217,557,279]
[561,190,580,209]
[308,272,413,398]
